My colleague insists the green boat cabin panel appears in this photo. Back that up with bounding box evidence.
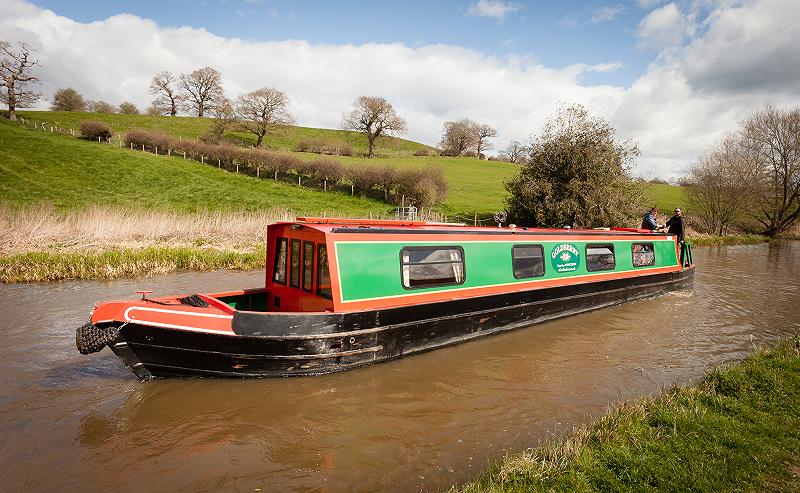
[334,239,679,303]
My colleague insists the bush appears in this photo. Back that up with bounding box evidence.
[348,165,381,196]
[79,120,113,141]
[311,158,344,189]
[294,137,354,156]
[124,128,171,152]
[414,148,434,157]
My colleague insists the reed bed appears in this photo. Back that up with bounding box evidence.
[0,204,291,255]
[454,337,800,492]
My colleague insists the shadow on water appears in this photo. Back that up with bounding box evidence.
[1,243,799,492]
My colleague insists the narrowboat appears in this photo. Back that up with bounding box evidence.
[75,218,695,379]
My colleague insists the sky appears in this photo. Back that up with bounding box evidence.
[2,0,799,179]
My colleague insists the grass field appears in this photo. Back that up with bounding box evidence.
[0,118,390,215]
[16,111,432,156]
[5,112,689,220]
[455,337,800,492]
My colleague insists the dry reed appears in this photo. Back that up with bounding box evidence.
[0,204,293,255]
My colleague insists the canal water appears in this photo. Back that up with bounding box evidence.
[1,242,798,492]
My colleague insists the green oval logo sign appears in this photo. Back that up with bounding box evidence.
[551,243,580,273]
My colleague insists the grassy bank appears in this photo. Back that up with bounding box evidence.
[0,245,265,283]
[455,337,800,493]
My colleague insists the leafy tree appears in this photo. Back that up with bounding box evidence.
[342,96,406,157]
[506,104,642,228]
[234,87,295,147]
[0,41,41,121]
[179,66,225,117]
[118,101,139,114]
[51,87,86,112]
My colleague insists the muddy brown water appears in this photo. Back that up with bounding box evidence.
[1,242,799,492]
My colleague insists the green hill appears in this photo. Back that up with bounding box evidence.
[0,118,388,215]
[17,111,432,157]
[5,113,688,220]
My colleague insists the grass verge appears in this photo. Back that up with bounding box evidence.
[454,337,800,493]
[0,245,265,283]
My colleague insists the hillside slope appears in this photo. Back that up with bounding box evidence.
[0,119,389,215]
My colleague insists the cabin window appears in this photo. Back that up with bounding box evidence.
[632,242,656,267]
[512,245,545,279]
[401,246,465,289]
[302,241,314,292]
[290,239,301,288]
[272,237,288,285]
[586,244,616,272]
[317,244,332,299]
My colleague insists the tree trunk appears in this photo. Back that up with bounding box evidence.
[256,133,264,148]
[8,106,16,121]
[368,134,376,158]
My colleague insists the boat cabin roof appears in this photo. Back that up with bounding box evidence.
[277,217,662,237]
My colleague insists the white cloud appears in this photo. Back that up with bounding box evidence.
[1,0,798,181]
[591,4,626,23]
[636,3,686,50]
[467,0,520,22]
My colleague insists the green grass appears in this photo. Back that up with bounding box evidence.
[7,113,689,219]
[17,110,432,156]
[642,182,689,213]
[0,245,265,283]
[0,118,390,215]
[455,337,800,493]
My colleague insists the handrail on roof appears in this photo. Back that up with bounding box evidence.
[296,217,467,227]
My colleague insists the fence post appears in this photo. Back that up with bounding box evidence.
[218,159,221,168]
[118,135,121,147]
[168,149,171,157]
[142,144,145,152]
[98,136,100,143]
[130,142,133,150]
[183,151,186,159]
[155,147,158,155]
[474,212,477,226]
[298,176,301,186]
[351,184,354,195]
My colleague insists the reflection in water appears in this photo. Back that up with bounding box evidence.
[1,243,799,492]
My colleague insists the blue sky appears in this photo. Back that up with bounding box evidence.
[29,0,657,86]
[4,0,798,179]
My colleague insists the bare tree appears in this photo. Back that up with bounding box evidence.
[86,100,115,113]
[0,41,41,121]
[474,123,497,159]
[740,105,800,237]
[439,119,478,156]
[342,96,407,157]
[179,66,225,117]
[51,88,86,112]
[685,137,758,235]
[118,101,139,114]
[235,87,295,147]
[149,71,184,116]
[201,97,236,143]
[145,105,162,116]
[500,140,527,163]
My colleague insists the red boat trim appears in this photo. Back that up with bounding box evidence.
[123,306,235,335]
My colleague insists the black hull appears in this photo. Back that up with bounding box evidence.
[109,268,694,379]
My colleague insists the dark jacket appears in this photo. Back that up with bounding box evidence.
[666,215,685,241]
[641,212,658,231]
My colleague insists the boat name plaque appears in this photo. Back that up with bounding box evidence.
[551,243,580,273]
